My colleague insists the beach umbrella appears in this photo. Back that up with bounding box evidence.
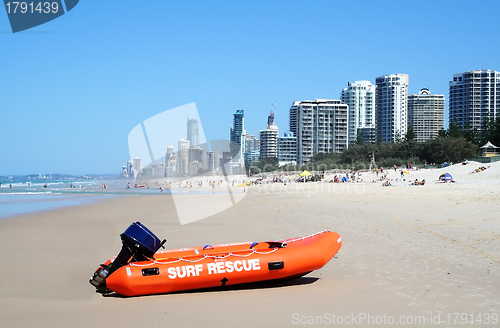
[237,182,251,187]
[439,173,453,181]
[403,170,410,175]
[298,170,313,176]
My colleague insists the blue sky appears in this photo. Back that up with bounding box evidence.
[1,0,499,175]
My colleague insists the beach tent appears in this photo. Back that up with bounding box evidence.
[298,170,312,176]
[341,176,348,182]
[439,173,453,181]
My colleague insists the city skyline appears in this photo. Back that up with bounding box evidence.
[17,66,500,176]
[2,1,499,175]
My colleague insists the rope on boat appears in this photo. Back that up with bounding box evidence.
[128,231,328,268]
[129,247,279,267]
[275,230,328,244]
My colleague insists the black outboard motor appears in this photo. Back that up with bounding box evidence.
[89,222,166,293]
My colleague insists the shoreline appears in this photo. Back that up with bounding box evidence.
[0,163,499,327]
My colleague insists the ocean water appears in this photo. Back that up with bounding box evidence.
[0,178,223,218]
[0,194,118,218]
[0,179,164,218]
[0,177,236,219]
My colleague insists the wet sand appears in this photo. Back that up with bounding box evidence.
[1,162,499,327]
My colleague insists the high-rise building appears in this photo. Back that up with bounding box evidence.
[341,80,376,145]
[165,145,174,161]
[278,131,297,165]
[207,150,220,172]
[177,139,190,175]
[289,99,348,164]
[245,134,259,153]
[230,110,245,158]
[408,88,445,142]
[375,74,409,142]
[449,69,500,131]
[126,160,134,178]
[120,166,128,178]
[244,150,260,165]
[244,134,260,165]
[187,116,199,147]
[259,111,279,160]
[188,146,205,175]
[188,161,201,176]
[165,145,176,176]
[151,163,165,177]
[133,157,142,177]
[220,150,233,172]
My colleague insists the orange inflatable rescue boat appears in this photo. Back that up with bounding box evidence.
[89,222,342,296]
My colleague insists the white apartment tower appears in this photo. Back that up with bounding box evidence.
[165,146,177,176]
[449,69,500,131]
[245,134,260,153]
[277,131,297,165]
[133,157,142,177]
[341,80,376,145]
[259,111,279,159]
[289,99,348,164]
[177,139,190,175]
[408,88,445,143]
[375,74,409,142]
[187,116,199,147]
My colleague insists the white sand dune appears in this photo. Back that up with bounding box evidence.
[369,160,500,185]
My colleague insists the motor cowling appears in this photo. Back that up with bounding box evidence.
[89,222,166,293]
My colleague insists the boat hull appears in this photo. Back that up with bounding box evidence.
[104,230,342,296]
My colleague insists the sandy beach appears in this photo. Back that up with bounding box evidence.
[1,162,499,327]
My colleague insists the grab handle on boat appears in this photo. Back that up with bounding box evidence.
[203,245,214,250]
[267,241,287,248]
[250,242,258,249]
